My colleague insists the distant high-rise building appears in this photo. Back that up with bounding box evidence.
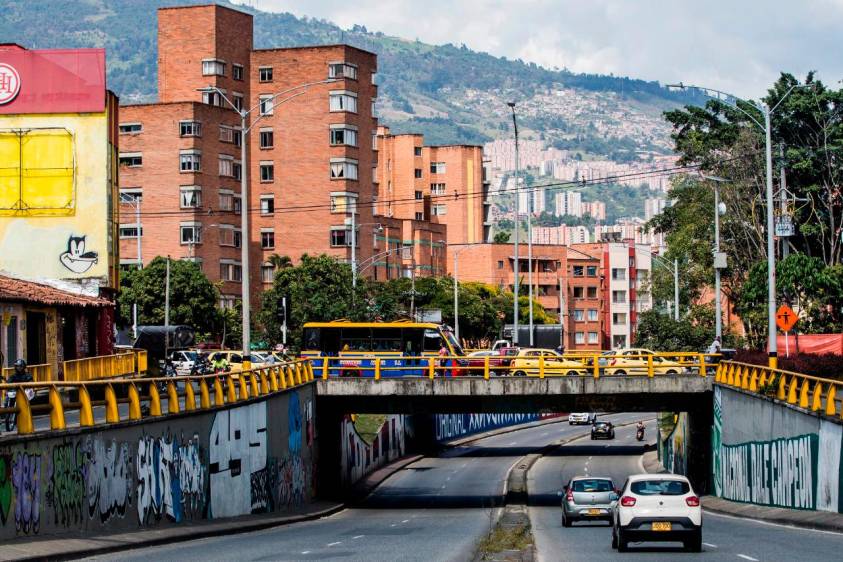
[555,191,582,217]
[644,198,668,221]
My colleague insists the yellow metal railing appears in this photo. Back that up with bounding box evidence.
[2,363,53,383]
[0,359,315,436]
[716,360,843,418]
[63,352,138,382]
[317,352,719,380]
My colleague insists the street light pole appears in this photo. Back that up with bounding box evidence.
[508,102,520,346]
[351,204,357,288]
[673,258,679,322]
[714,181,722,339]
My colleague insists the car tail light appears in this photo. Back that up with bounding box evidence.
[620,496,636,507]
[685,495,700,507]
[610,359,616,366]
[566,489,574,502]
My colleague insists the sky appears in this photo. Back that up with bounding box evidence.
[235,0,843,99]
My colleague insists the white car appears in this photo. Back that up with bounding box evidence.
[568,412,596,425]
[612,474,702,552]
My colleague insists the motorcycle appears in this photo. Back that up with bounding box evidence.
[3,387,35,432]
[636,427,645,441]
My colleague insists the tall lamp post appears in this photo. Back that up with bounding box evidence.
[700,173,730,340]
[507,102,521,345]
[199,79,337,369]
[667,82,808,368]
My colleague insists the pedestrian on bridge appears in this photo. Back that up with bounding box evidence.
[707,336,722,355]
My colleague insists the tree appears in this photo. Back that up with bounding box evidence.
[493,231,511,243]
[117,257,221,336]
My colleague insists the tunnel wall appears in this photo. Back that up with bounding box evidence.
[433,413,565,442]
[713,384,843,513]
[339,414,411,486]
[0,385,317,541]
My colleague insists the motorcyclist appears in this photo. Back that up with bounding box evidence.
[211,353,229,373]
[636,420,645,432]
[636,420,645,440]
[7,359,32,384]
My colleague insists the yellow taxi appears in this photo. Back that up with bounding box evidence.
[603,348,686,376]
[208,350,269,373]
[510,348,588,376]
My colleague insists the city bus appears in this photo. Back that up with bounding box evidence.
[301,321,465,377]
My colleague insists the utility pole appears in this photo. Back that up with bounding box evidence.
[673,258,679,321]
[780,145,790,259]
[508,102,520,346]
[764,104,777,368]
[351,203,357,288]
[714,182,722,339]
[164,256,171,360]
[527,184,534,346]
[239,107,251,369]
[281,296,287,345]
[134,197,142,339]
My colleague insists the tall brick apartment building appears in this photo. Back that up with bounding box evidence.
[118,4,381,306]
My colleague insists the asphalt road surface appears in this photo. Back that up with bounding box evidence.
[528,422,843,562]
[96,414,639,562]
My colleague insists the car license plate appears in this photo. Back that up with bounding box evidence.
[587,508,601,515]
[652,522,672,531]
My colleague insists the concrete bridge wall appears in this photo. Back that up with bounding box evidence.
[0,385,316,541]
[714,384,843,513]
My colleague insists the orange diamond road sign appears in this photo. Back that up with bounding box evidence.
[776,305,798,332]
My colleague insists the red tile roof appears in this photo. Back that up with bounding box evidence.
[0,275,111,307]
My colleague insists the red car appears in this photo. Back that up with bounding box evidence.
[466,347,519,376]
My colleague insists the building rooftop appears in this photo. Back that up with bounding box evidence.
[0,275,111,307]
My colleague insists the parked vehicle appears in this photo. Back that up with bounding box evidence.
[510,348,587,377]
[612,474,702,552]
[603,348,686,376]
[591,421,615,440]
[568,412,597,425]
[560,476,618,526]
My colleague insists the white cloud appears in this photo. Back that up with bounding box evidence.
[237,0,843,99]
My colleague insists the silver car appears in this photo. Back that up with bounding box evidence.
[560,476,618,527]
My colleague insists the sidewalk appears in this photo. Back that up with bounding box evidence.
[641,450,843,534]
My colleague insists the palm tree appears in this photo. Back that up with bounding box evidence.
[267,254,292,270]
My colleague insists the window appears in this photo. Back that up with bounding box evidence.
[119,123,142,134]
[588,309,598,321]
[587,286,597,298]
[573,309,584,321]
[179,186,202,208]
[498,260,504,269]
[260,161,274,182]
[328,62,358,80]
[261,229,275,249]
[119,224,142,238]
[119,152,142,167]
[329,90,358,113]
[229,93,243,111]
[260,128,274,149]
[233,195,242,215]
[179,151,201,173]
[415,212,424,221]
[613,313,627,325]
[180,223,201,245]
[330,192,357,214]
[233,129,242,147]
[588,332,599,344]
[218,225,236,246]
[612,268,626,280]
[202,90,225,107]
[219,155,234,177]
[260,195,274,215]
[219,260,242,282]
[573,287,584,298]
[219,126,235,143]
[372,132,378,150]
[259,94,274,115]
[575,332,585,344]
[432,204,447,216]
[259,66,273,82]
[587,265,597,277]
[232,64,244,81]
[180,121,201,137]
[261,264,274,283]
[414,168,423,178]
[330,158,358,180]
[329,125,358,146]
[572,265,584,276]
[612,335,627,349]
[330,227,351,247]
[612,290,627,304]
[202,59,225,76]
[431,183,446,195]
[414,191,423,200]
[219,191,233,211]
[414,147,422,157]
[233,161,242,180]
[430,162,446,174]
[120,188,142,203]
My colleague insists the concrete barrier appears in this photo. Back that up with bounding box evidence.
[713,384,843,513]
[0,385,316,541]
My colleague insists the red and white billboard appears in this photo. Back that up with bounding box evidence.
[0,44,105,114]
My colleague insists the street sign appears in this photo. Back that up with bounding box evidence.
[775,305,798,332]
[775,214,794,237]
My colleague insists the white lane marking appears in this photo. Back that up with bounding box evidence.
[737,555,759,561]
[704,510,843,536]
[402,519,410,523]
[541,432,549,436]
[441,485,446,489]
[391,523,397,527]
[327,541,342,547]
[508,441,517,445]
[353,535,364,539]
[446,476,452,481]
[588,456,592,460]
[703,543,717,548]
[301,552,310,555]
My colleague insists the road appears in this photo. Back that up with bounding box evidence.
[97,414,638,562]
[528,422,843,561]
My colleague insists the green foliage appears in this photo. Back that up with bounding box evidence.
[493,231,511,244]
[534,211,595,228]
[117,257,220,335]
[635,307,738,352]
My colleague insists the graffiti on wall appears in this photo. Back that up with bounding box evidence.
[208,403,267,518]
[0,454,12,526]
[137,432,206,525]
[341,415,408,485]
[45,442,85,527]
[435,413,546,441]
[11,452,40,534]
[661,413,688,476]
[85,439,132,523]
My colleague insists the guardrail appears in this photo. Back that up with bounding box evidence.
[1,363,52,383]
[315,352,720,380]
[63,351,142,382]
[716,360,843,418]
[0,359,315,436]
